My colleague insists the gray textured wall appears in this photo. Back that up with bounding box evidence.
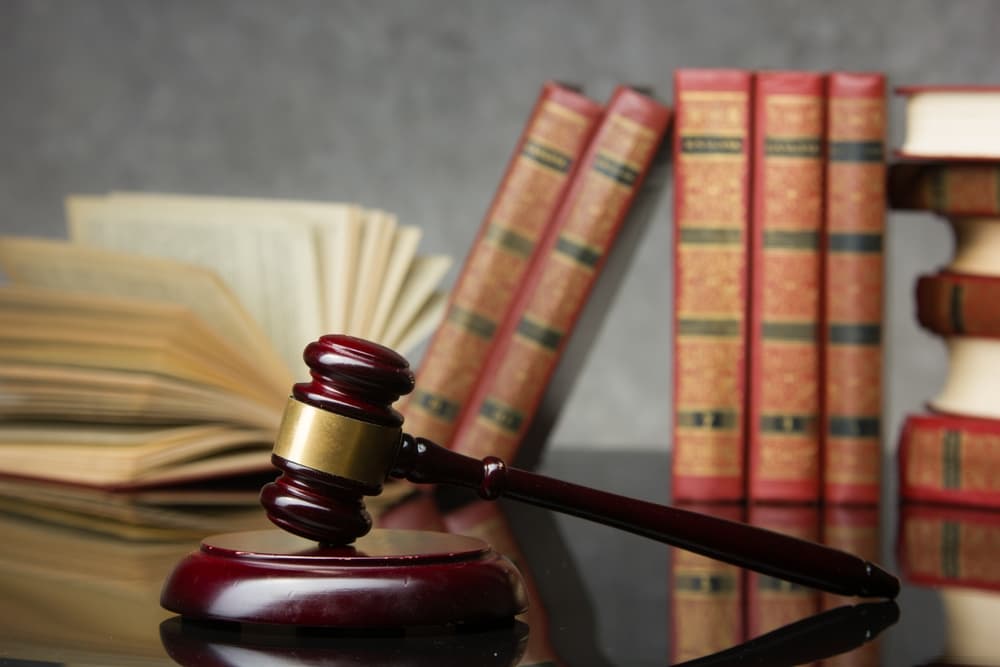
[2,1,998,455]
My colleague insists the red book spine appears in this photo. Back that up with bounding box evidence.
[898,412,1000,509]
[400,82,603,447]
[916,271,1000,338]
[669,502,746,662]
[898,503,1000,591]
[450,87,672,463]
[823,72,887,505]
[671,69,753,502]
[888,162,1000,215]
[748,72,826,502]
[745,504,821,638]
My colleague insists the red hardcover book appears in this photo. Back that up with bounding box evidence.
[888,162,1000,216]
[450,87,672,464]
[669,502,746,663]
[747,72,826,502]
[896,85,1000,161]
[898,503,1000,591]
[823,72,887,505]
[898,412,1000,509]
[917,271,1000,338]
[400,82,603,447]
[671,69,753,502]
[745,504,821,638]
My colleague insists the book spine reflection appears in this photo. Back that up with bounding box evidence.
[669,503,746,662]
[745,504,821,639]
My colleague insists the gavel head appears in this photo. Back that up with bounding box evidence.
[259,334,415,545]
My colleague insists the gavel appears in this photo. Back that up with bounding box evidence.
[258,334,898,599]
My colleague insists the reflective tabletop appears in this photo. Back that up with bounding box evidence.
[0,449,985,666]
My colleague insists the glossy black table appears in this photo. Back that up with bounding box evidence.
[0,449,984,666]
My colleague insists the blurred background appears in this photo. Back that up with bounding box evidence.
[2,0,997,453]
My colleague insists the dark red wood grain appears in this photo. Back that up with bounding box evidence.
[160,528,526,628]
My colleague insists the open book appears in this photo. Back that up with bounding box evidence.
[0,192,451,489]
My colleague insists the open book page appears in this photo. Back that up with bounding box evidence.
[0,422,273,487]
[313,204,363,335]
[0,362,281,428]
[380,255,453,353]
[391,290,449,355]
[348,209,398,337]
[107,192,373,337]
[66,194,323,375]
[367,225,421,342]
[73,192,454,356]
[0,237,291,391]
[0,285,286,406]
[0,329,269,410]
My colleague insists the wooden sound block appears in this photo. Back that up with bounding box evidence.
[160,528,527,628]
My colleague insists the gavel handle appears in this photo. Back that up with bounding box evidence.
[390,435,898,599]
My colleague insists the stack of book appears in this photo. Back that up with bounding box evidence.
[890,87,1000,510]
[400,81,673,468]
[891,86,1000,667]
[670,69,888,506]
[0,193,450,532]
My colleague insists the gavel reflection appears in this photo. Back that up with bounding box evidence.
[260,335,898,599]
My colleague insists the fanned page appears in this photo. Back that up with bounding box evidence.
[348,210,398,337]
[390,290,449,355]
[368,225,421,342]
[380,255,453,352]
[108,192,369,337]
[314,205,364,335]
[0,422,273,487]
[0,238,292,394]
[0,284,285,411]
[66,194,325,376]
[69,192,451,361]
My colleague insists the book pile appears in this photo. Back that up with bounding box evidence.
[0,193,451,533]
[671,68,888,505]
[400,82,673,468]
[891,86,1000,666]
[889,87,1000,512]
